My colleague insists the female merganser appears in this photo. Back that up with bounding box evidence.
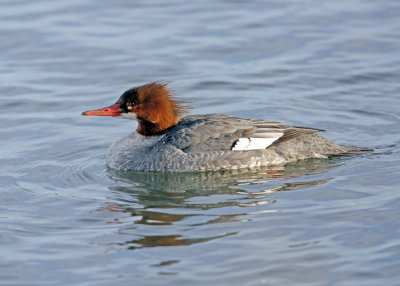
[82,82,368,172]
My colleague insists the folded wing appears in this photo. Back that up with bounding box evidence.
[163,114,323,152]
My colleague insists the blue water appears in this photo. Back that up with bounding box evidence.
[1,0,400,285]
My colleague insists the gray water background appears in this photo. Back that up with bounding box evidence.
[1,0,400,285]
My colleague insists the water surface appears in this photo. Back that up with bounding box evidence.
[1,0,400,285]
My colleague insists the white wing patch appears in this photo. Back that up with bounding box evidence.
[232,137,279,151]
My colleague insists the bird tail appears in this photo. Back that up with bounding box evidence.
[339,146,374,156]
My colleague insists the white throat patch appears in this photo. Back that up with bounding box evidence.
[120,112,137,120]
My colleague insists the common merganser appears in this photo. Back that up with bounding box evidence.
[82,82,369,172]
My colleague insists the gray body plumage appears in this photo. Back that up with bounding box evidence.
[107,114,353,172]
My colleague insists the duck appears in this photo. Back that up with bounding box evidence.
[81,82,368,172]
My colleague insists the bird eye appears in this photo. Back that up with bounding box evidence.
[127,101,135,110]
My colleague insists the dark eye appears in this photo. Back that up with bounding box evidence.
[119,88,138,111]
[126,101,135,110]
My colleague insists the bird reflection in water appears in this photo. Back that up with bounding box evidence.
[95,158,341,250]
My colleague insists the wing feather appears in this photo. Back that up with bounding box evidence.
[162,114,323,152]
